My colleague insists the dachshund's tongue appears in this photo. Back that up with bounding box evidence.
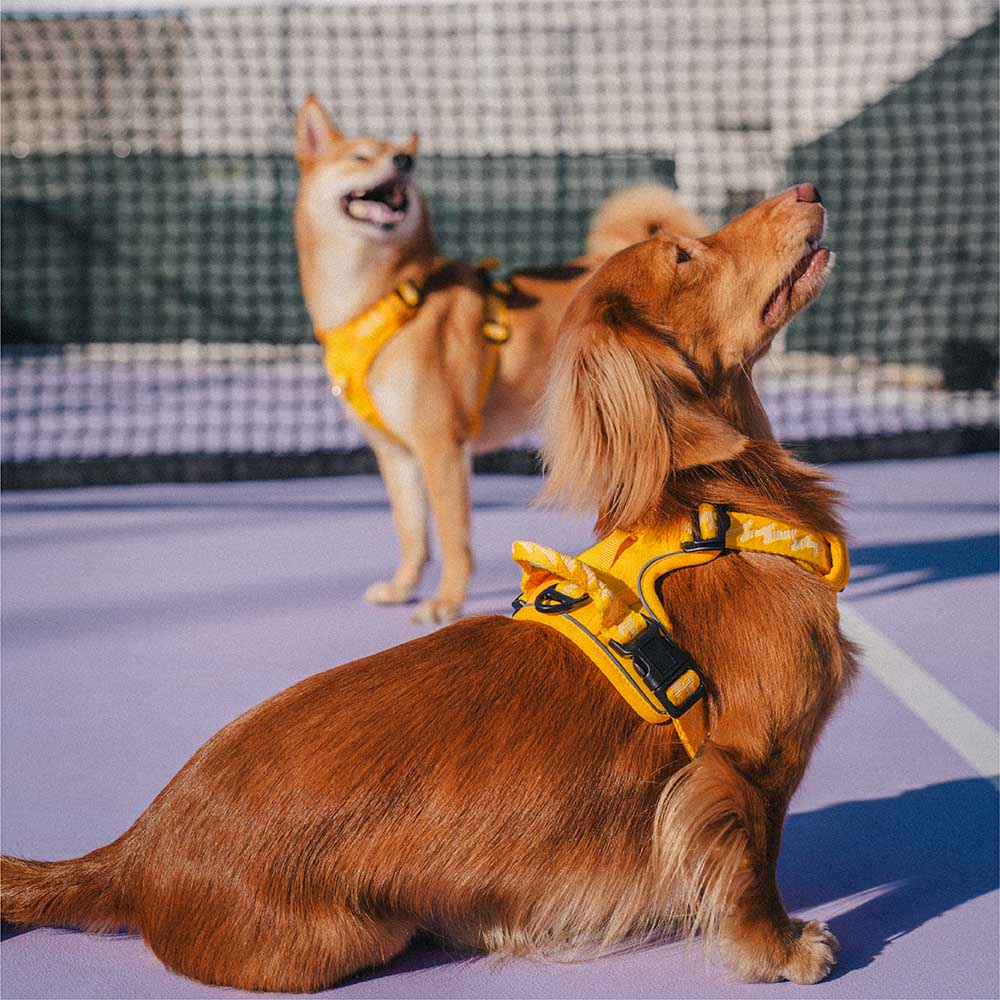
[763,284,790,327]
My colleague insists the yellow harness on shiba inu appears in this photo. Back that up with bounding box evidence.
[512,504,849,759]
[315,258,511,444]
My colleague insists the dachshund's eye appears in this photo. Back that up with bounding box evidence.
[353,152,372,163]
[676,248,692,264]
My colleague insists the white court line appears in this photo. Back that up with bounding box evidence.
[839,603,1000,788]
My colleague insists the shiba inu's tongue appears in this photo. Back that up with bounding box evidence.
[346,199,406,225]
[342,177,409,227]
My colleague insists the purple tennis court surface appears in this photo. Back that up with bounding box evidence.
[2,454,998,999]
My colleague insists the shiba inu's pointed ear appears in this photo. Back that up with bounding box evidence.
[296,95,342,165]
[401,133,419,157]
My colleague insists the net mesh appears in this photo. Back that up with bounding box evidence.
[2,0,998,487]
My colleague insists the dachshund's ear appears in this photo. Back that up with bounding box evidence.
[401,132,419,156]
[540,323,745,531]
[668,391,749,473]
[295,95,342,165]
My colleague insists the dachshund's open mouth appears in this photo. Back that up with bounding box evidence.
[341,178,410,229]
[761,241,832,331]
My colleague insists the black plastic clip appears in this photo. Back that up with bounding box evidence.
[609,620,705,718]
[681,505,731,553]
[532,584,591,615]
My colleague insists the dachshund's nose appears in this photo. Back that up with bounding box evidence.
[795,182,822,204]
[393,153,414,173]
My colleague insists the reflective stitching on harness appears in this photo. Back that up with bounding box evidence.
[525,604,670,718]
[635,549,689,619]
[511,508,850,761]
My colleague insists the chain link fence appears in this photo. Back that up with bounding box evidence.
[2,1,997,487]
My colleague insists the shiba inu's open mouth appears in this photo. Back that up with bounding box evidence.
[760,239,832,332]
[341,178,410,229]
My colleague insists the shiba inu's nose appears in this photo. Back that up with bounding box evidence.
[392,153,414,173]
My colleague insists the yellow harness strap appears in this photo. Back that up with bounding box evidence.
[511,504,849,759]
[470,258,511,439]
[315,257,511,443]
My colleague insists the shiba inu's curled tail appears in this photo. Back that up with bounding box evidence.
[586,183,709,258]
[1,843,129,933]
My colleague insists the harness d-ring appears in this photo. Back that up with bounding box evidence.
[533,584,591,615]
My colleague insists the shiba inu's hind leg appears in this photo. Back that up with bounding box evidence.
[144,899,416,993]
[365,439,429,606]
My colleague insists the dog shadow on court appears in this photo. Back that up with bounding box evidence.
[781,775,999,978]
[849,532,999,596]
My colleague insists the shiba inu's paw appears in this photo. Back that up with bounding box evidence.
[364,580,416,605]
[780,919,839,984]
[411,597,461,624]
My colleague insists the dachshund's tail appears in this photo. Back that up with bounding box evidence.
[1,842,130,933]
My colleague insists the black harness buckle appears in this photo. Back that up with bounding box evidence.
[681,505,731,553]
[609,620,705,718]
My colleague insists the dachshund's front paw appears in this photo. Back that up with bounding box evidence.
[723,917,839,984]
[411,597,461,624]
[364,580,416,605]
[781,919,839,984]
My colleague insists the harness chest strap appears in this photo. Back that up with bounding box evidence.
[314,257,511,444]
[511,504,850,760]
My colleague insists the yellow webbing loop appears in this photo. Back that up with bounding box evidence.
[512,524,712,756]
[700,505,850,592]
[511,508,850,760]
[512,541,647,643]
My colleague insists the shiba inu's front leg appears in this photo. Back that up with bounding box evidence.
[365,438,429,605]
[411,436,472,623]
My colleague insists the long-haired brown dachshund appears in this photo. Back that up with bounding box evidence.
[2,183,856,991]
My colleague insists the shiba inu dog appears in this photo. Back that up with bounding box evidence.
[294,95,706,622]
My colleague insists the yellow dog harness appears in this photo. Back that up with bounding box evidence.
[315,257,511,444]
[512,504,849,759]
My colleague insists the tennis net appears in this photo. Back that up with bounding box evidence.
[2,1,997,487]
